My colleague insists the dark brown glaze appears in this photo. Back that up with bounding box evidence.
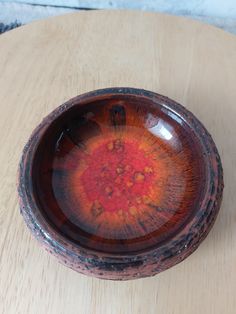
[18,88,224,280]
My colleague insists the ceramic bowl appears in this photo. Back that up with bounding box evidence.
[18,88,223,280]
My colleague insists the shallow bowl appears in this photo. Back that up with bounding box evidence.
[18,88,223,280]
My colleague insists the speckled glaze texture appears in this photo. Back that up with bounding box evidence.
[18,88,224,280]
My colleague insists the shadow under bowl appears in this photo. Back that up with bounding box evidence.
[18,88,223,280]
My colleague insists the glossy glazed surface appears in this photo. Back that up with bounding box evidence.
[19,88,223,279]
[32,95,206,254]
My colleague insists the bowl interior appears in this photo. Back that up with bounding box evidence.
[32,94,207,254]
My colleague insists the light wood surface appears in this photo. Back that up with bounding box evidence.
[0,10,236,314]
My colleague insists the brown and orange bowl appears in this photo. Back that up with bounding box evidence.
[18,88,223,280]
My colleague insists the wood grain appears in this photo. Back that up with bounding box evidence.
[0,10,235,314]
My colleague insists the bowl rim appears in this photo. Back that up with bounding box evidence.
[18,87,223,272]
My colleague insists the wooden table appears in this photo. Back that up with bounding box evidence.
[0,10,236,314]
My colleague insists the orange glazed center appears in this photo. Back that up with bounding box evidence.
[64,133,169,238]
[79,138,157,215]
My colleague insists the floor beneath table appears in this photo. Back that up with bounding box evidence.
[1,1,236,34]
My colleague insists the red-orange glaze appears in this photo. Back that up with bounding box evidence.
[18,88,223,279]
[32,97,206,253]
